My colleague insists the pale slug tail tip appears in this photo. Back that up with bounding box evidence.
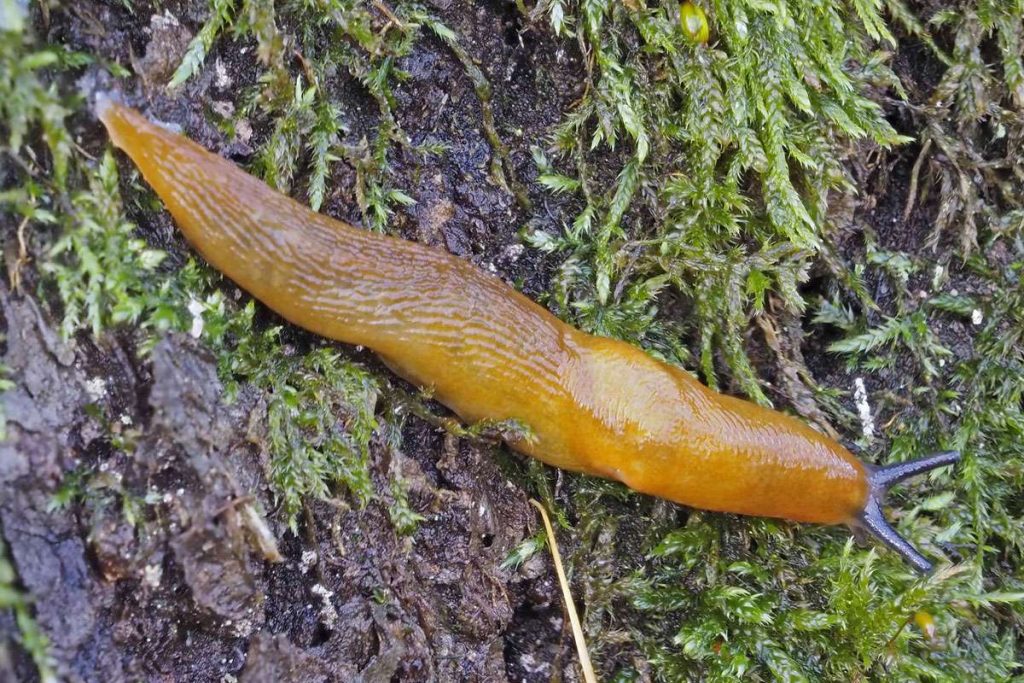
[95,92,111,114]
[94,92,119,125]
[858,450,961,574]
[94,93,126,149]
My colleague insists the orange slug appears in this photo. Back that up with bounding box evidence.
[97,98,958,572]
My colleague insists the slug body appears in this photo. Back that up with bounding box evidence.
[98,101,957,571]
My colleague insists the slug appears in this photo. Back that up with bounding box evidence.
[97,98,958,573]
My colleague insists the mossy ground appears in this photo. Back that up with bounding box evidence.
[1,0,1023,680]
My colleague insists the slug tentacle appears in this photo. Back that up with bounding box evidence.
[856,451,961,573]
[871,450,961,490]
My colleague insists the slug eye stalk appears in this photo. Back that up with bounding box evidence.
[855,450,961,574]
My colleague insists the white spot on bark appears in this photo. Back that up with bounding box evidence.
[211,100,234,118]
[235,118,253,145]
[299,550,317,574]
[143,563,163,588]
[503,243,525,262]
[311,584,337,630]
[85,377,108,401]
[214,58,232,89]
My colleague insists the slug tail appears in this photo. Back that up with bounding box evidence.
[855,451,961,574]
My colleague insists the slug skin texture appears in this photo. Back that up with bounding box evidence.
[99,99,872,529]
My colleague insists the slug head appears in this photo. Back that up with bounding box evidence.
[853,450,960,573]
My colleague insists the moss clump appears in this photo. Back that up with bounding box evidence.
[203,301,380,530]
[527,1,1024,680]
[44,151,168,338]
[525,0,909,401]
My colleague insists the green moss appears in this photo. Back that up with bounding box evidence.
[526,0,909,399]
[203,302,381,530]
[528,1,1024,680]
[0,26,71,189]
[502,531,547,571]
[44,151,169,338]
